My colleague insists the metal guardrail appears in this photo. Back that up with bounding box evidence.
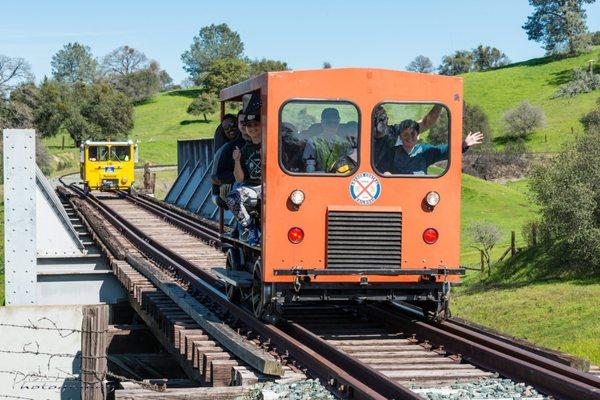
[165,139,234,227]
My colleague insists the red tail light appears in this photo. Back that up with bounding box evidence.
[423,228,438,244]
[288,227,304,244]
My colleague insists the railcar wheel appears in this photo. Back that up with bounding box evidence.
[421,300,448,322]
[225,248,243,303]
[250,259,268,319]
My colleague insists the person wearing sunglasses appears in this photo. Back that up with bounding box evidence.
[213,113,238,151]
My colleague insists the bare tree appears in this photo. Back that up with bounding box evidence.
[406,55,433,73]
[0,55,33,95]
[100,45,149,76]
[469,221,502,276]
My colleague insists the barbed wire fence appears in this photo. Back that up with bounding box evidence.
[0,317,165,396]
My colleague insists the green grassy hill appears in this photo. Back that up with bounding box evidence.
[463,46,600,152]
[44,46,600,167]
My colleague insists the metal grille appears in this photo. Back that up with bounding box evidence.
[327,210,402,269]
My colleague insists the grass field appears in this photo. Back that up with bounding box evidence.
[460,175,537,266]
[452,278,600,364]
[462,46,600,152]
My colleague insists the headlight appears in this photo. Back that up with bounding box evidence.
[425,191,440,207]
[290,190,305,206]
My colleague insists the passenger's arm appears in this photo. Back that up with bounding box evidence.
[418,105,443,133]
[425,144,450,166]
[233,147,245,183]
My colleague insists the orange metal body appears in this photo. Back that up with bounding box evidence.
[221,69,463,286]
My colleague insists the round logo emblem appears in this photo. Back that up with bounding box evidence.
[349,172,381,205]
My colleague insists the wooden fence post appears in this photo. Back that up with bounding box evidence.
[510,231,516,256]
[81,304,108,400]
[532,224,537,246]
[61,135,65,150]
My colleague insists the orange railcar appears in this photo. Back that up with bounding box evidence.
[218,68,464,319]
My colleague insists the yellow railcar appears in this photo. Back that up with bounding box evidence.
[80,140,138,192]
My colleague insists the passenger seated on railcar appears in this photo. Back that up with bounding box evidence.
[213,114,238,151]
[373,104,484,175]
[111,146,130,161]
[211,111,248,207]
[225,110,262,246]
[300,108,357,173]
[88,146,109,162]
[280,122,305,172]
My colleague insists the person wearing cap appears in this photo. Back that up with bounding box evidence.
[225,111,262,246]
[374,105,483,175]
[211,110,248,207]
[302,108,356,173]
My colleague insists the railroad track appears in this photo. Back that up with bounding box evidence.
[58,182,600,400]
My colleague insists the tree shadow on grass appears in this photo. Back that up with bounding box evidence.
[547,69,573,86]
[167,89,202,99]
[496,54,566,70]
[180,119,210,125]
[460,241,599,295]
[492,135,532,146]
[134,97,159,106]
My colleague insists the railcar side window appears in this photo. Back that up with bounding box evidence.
[280,101,359,174]
[88,146,109,162]
[372,103,450,177]
[111,146,131,161]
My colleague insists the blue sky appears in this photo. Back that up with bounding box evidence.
[1,0,599,84]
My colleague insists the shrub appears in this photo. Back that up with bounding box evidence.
[36,134,52,175]
[529,131,600,273]
[591,31,600,46]
[502,101,546,139]
[580,98,600,133]
[428,102,492,148]
[521,219,541,247]
[552,68,600,98]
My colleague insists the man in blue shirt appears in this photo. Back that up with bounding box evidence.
[373,105,483,175]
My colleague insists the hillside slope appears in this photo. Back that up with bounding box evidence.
[130,89,222,164]
[463,46,600,152]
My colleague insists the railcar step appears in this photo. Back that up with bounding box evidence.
[212,268,252,288]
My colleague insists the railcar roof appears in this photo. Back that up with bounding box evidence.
[219,68,462,102]
[82,140,134,146]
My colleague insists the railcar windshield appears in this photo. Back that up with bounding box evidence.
[111,146,131,161]
[88,146,109,162]
[372,103,450,177]
[280,100,359,175]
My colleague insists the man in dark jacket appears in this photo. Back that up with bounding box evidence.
[212,111,247,203]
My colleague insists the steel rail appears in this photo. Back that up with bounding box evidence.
[66,186,600,400]
[369,304,600,400]
[111,190,600,399]
[117,190,221,244]
[65,185,423,400]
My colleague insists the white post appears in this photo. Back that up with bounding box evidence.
[3,129,37,305]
